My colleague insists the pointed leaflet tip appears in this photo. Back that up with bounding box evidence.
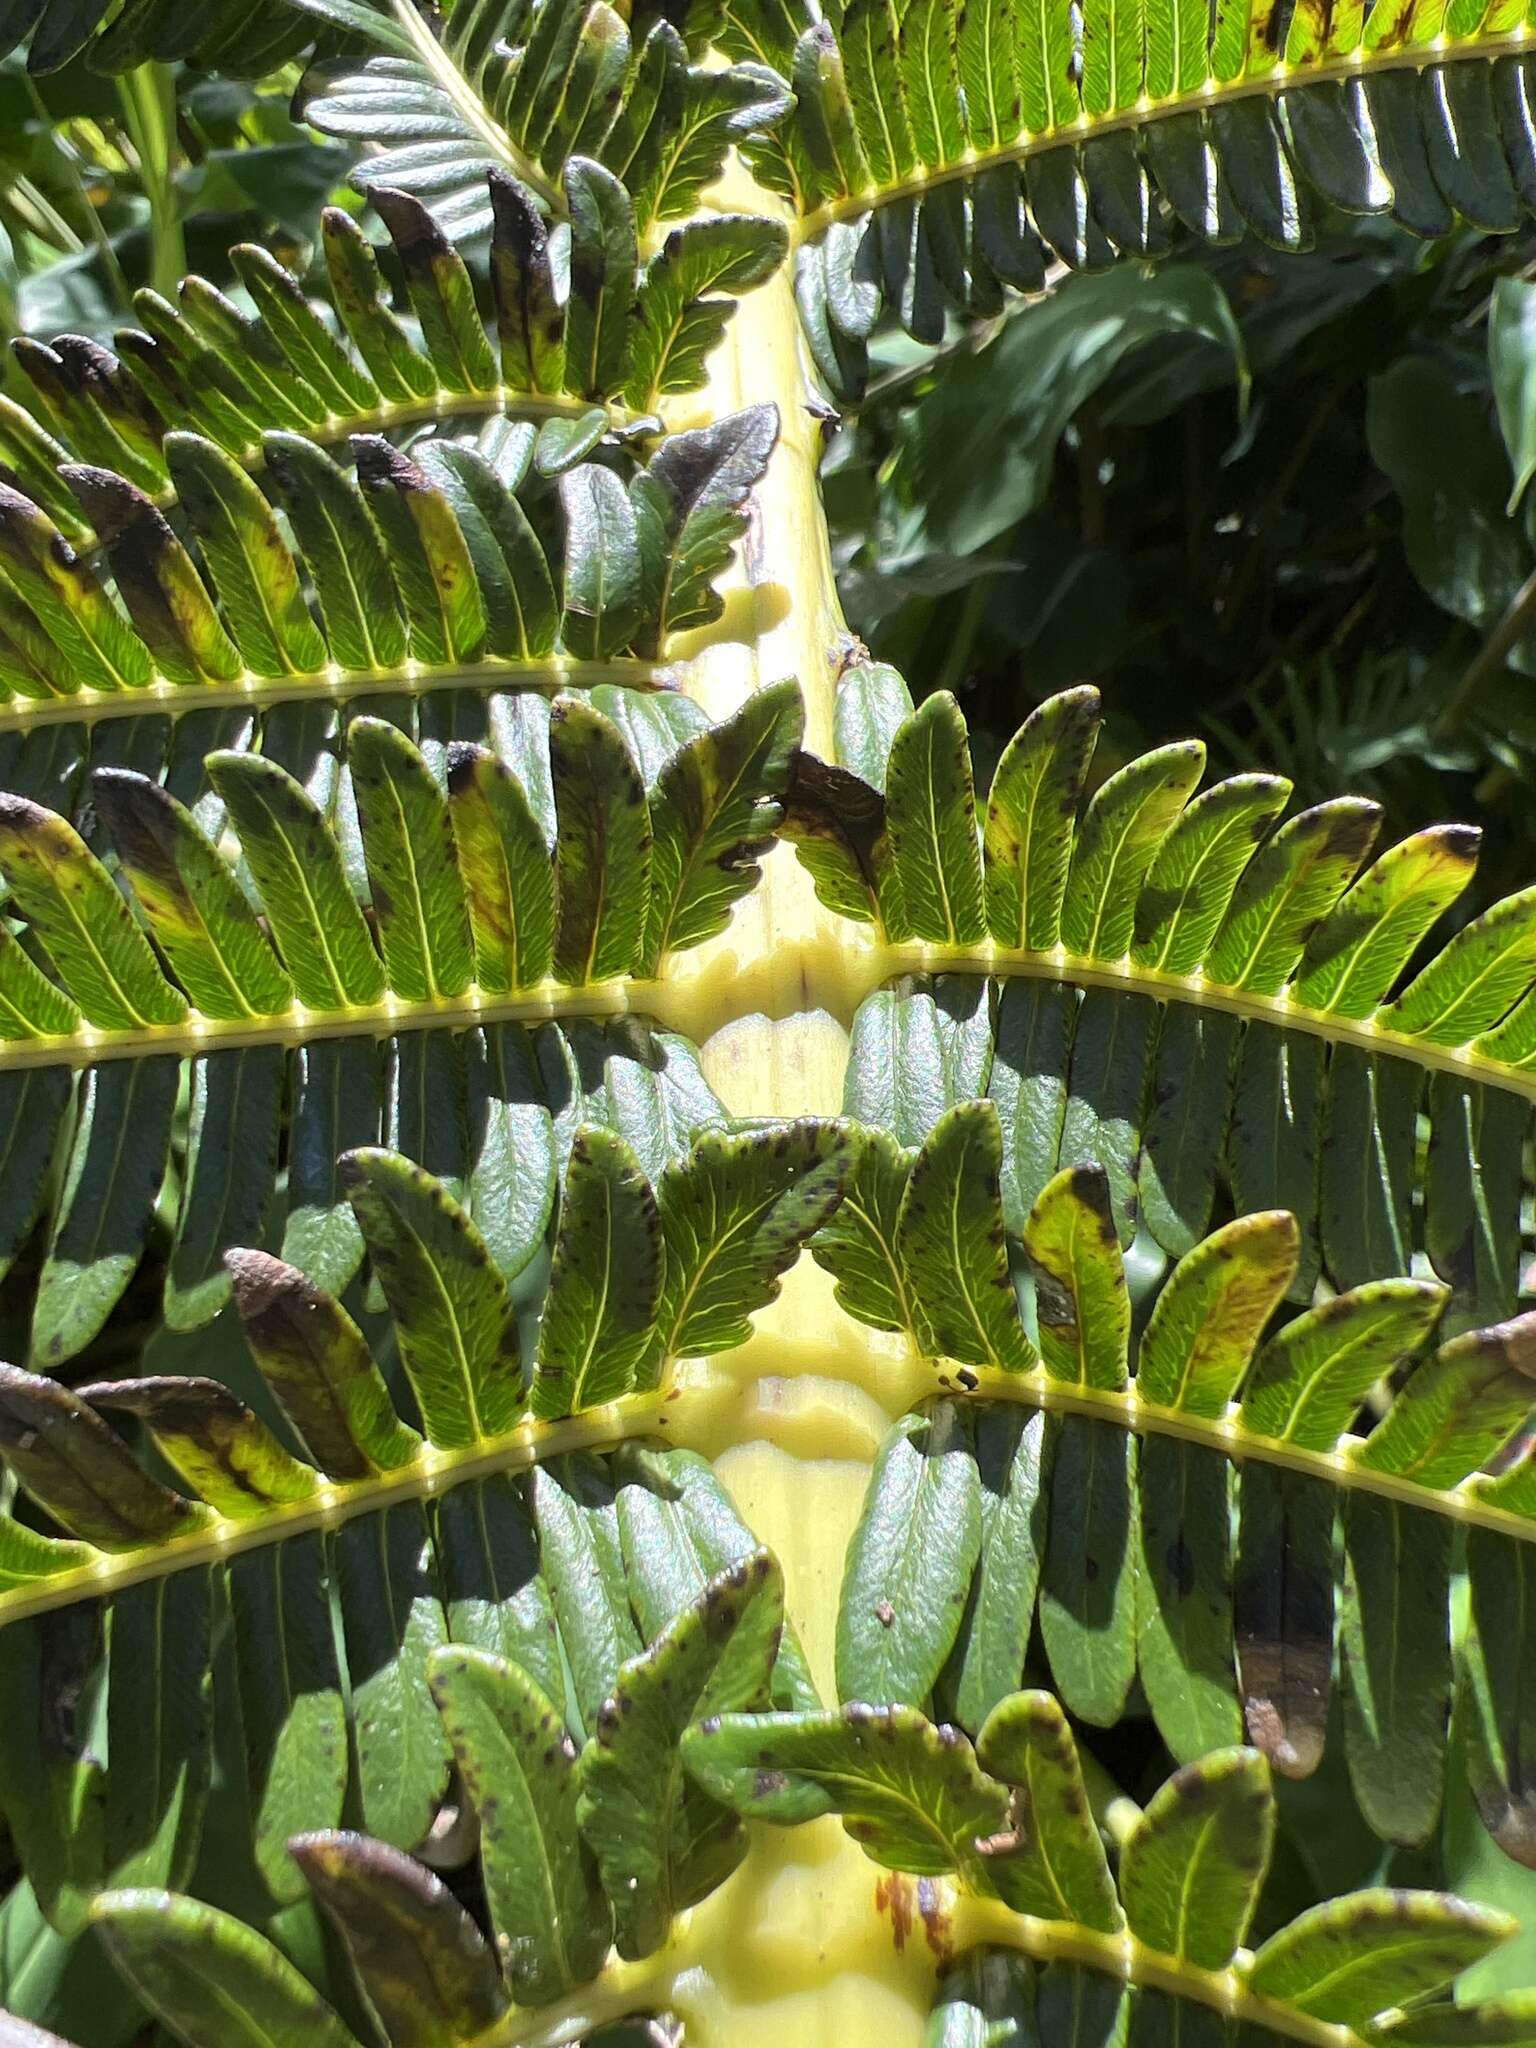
[222,1245,420,1481]
[287,1829,505,2044]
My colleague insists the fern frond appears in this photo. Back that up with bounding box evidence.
[730,0,1536,386]
[293,0,790,237]
[792,677,1536,1333]
[0,401,778,729]
[690,1702,1521,2048]
[1,183,786,560]
[817,1157,1536,1859]
[0,680,798,1361]
[0,1415,819,1949]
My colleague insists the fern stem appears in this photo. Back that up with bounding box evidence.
[789,33,1536,246]
[0,1392,672,1629]
[879,939,1536,1105]
[1436,559,1536,739]
[115,64,184,300]
[948,1896,1360,2048]
[895,1365,1536,1545]
[0,654,671,736]
[137,385,658,520]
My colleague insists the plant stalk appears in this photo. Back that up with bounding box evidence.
[115,65,185,301]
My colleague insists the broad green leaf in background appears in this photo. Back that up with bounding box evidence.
[890,268,1248,556]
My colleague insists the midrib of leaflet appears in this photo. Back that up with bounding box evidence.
[633,167,949,2045]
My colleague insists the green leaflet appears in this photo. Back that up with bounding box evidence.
[1136,1439,1243,1763]
[613,1445,819,1712]
[366,189,497,397]
[680,1702,1009,1883]
[353,438,488,668]
[227,1536,347,1907]
[973,1689,1122,1931]
[844,975,994,1145]
[332,1502,452,1852]
[1119,1747,1271,1968]
[224,1248,422,1480]
[1463,1528,1536,1868]
[0,1611,105,1935]
[883,690,987,944]
[1375,1998,1536,2048]
[81,1379,316,1518]
[1320,1048,1420,1292]
[626,217,788,410]
[948,1406,1053,1731]
[489,170,565,395]
[1136,1211,1299,1416]
[435,1478,565,1713]
[1229,1024,1324,1303]
[446,742,555,991]
[990,979,1073,1233]
[419,442,559,661]
[340,1148,518,1449]
[0,796,185,1029]
[532,1125,661,1418]
[1383,886,1536,1045]
[837,658,914,792]
[428,1648,611,2003]
[1353,1314,1536,1487]
[1295,824,1481,1017]
[628,407,778,651]
[550,693,651,983]
[559,467,647,659]
[0,925,79,1038]
[348,718,474,1003]
[1060,742,1205,961]
[90,775,287,1020]
[93,1892,361,2048]
[1023,1164,1129,1390]
[261,432,407,672]
[1239,1276,1447,1448]
[1039,1416,1138,1727]
[836,1405,982,1708]
[464,1027,559,1283]
[1234,1464,1336,1782]
[1140,1008,1238,1258]
[206,751,386,1011]
[164,1047,286,1332]
[564,158,638,401]
[1340,1494,1452,1846]
[1034,1963,1128,2048]
[32,1055,178,1366]
[924,1951,1036,2048]
[646,1119,856,1376]
[530,1453,643,1738]
[1246,1892,1517,2022]
[1425,1075,1525,1335]
[984,684,1102,951]
[102,1576,211,1896]
[1058,989,1157,1248]
[1206,799,1382,993]
[64,465,242,685]
[162,433,326,678]
[1131,773,1292,975]
[640,679,802,971]
[897,1100,1035,1372]
[810,1124,919,1333]
[288,1833,506,2048]
[281,1037,384,1296]
[576,1551,784,1959]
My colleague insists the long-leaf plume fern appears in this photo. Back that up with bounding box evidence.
[0,0,1535,2044]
